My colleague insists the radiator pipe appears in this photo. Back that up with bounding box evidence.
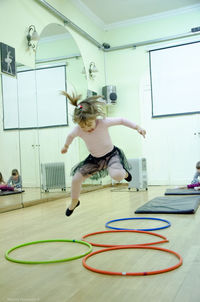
[104,31,200,52]
[36,53,81,64]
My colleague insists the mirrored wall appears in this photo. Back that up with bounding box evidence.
[0,69,22,212]
[1,23,103,213]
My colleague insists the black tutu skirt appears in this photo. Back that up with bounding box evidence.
[71,146,131,180]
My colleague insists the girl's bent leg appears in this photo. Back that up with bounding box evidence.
[107,155,127,182]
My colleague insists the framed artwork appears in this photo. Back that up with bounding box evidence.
[0,43,16,77]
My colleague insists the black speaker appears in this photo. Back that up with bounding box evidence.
[102,85,117,104]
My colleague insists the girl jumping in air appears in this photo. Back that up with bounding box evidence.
[61,92,146,216]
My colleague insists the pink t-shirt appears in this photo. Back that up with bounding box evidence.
[65,117,137,158]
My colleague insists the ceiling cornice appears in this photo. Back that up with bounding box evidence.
[106,3,200,30]
[71,1,200,31]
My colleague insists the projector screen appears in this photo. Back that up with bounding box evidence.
[149,41,200,117]
[2,65,67,129]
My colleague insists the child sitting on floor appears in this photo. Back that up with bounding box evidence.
[179,161,200,190]
[191,161,200,185]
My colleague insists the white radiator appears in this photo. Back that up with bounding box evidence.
[128,158,148,191]
[41,162,66,192]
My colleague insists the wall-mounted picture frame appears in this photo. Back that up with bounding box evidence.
[0,42,16,77]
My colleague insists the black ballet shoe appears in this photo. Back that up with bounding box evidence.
[65,201,80,216]
[124,170,132,182]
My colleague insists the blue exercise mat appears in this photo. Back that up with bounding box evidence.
[135,196,200,214]
[165,188,200,195]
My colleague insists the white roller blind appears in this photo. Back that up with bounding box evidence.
[149,41,200,117]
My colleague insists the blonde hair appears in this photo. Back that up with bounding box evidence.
[61,91,105,125]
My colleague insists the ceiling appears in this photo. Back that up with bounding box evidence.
[39,0,200,38]
[73,0,200,25]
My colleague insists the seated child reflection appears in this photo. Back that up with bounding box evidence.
[0,172,14,191]
[0,172,5,185]
[7,169,22,190]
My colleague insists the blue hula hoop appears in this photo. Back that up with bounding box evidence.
[105,217,171,231]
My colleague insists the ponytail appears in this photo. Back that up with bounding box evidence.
[61,91,82,107]
[61,91,105,124]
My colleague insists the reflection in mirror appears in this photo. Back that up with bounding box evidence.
[0,24,102,213]
[16,64,41,206]
[0,64,23,212]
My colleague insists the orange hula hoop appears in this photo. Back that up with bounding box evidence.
[82,230,168,247]
[82,245,183,276]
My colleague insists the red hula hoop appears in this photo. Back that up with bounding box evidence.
[82,245,183,276]
[82,230,168,247]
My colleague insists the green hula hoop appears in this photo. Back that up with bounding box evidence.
[5,239,92,264]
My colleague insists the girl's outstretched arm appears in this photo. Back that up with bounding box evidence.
[105,117,146,138]
[61,127,79,154]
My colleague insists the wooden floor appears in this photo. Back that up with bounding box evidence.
[1,186,200,302]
